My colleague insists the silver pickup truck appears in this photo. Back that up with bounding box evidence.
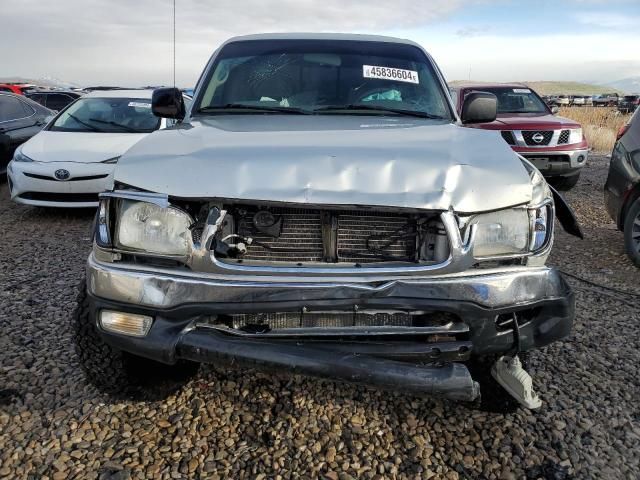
[75,33,581,410]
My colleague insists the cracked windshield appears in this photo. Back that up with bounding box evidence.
[195,40,452,119]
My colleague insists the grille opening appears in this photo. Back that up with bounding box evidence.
[495,308,540,332]
[18,192,99,203]
[522,130,553,146]
[522,154,571,164]
[217,310,460,332]
[22,172,109,182]
[557,129,570,144]
[216,205,449,266]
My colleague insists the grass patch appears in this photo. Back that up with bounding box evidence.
[559,107,630,153]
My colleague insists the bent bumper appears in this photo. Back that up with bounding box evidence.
[85,254,574,400]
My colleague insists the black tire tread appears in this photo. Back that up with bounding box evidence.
[549,173,580,191]
[623,198,640,267]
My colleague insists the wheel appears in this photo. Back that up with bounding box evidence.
[73,279,199,400]
[549,173,580,191]
[623,198,640,267]
[467,352,531,413]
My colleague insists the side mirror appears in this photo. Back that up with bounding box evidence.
[152,87,185,120]
[551,106,559,115]
[461,91,497,124]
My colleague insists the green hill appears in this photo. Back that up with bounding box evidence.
[449,80,622,96]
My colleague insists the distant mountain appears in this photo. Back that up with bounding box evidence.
[603,77,640,94]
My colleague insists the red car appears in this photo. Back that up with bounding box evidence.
[450,83,588,189]
[0,83,35,95]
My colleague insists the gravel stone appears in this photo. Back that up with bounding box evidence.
[0,156,639,479]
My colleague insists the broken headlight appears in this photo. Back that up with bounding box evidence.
[466,158,553,258]
[469,208,530,257]
[116,200,193,255]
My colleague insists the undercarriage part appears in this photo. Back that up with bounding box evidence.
[177,328,480,401]
[491,355,542,409]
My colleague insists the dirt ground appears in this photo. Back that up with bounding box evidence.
[1,155,639,479]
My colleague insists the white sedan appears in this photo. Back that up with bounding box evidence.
[7,89,187,208]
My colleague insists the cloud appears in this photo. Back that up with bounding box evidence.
[422,31,640,83]
[575,12,640,28]
[455,26,490,37]
[1,0,638,86]
[0,0,476,85]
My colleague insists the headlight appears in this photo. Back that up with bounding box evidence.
[102,156,120,164]
[531,205,550,251]
[13,147,35,162]
[568,128,583,144]
[466,158,553,258]
[469,209,530,257]
[116,200,193,255]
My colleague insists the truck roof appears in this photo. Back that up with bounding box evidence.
[222,32,422,48]
[84,89,155,99]
[451,82,530,90]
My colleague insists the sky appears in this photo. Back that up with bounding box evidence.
[1,0,639,87]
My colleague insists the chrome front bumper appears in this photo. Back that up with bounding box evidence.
[87,253,569,311]
[85,254,573,399]
[519,148,588,176]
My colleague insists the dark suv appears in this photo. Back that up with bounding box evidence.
[618,95,639,115]
[25,90,83,111]
[604,108,640,266]
[0,92,53,174]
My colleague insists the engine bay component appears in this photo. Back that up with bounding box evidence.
[253,210,283,237]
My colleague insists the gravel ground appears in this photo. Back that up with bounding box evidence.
[1,155,639,480]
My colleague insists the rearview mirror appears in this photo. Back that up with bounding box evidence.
[551,106,559,114]
[152,87,185,120]
[461,91,497,124]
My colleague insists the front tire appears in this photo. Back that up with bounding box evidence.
[73,279,199,400]
[549,173,580,191]
[623,198,640,267]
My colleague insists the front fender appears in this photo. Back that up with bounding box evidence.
[550,186,583,239]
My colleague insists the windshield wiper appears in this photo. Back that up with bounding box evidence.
[88,118,144,133]
[67,113,101,132]
[314,104,444,119]
[197,103,310,115]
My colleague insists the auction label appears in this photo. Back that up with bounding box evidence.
[363,65,419,84]
[128,102,152,108]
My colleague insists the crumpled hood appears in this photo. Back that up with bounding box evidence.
[115,115,533,213]
[22,131,149,163]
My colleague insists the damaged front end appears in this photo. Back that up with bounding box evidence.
[87,170,575,403]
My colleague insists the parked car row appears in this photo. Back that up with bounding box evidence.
[542,95,593,107]
[541,92,638,113]
[0,83,85,111]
